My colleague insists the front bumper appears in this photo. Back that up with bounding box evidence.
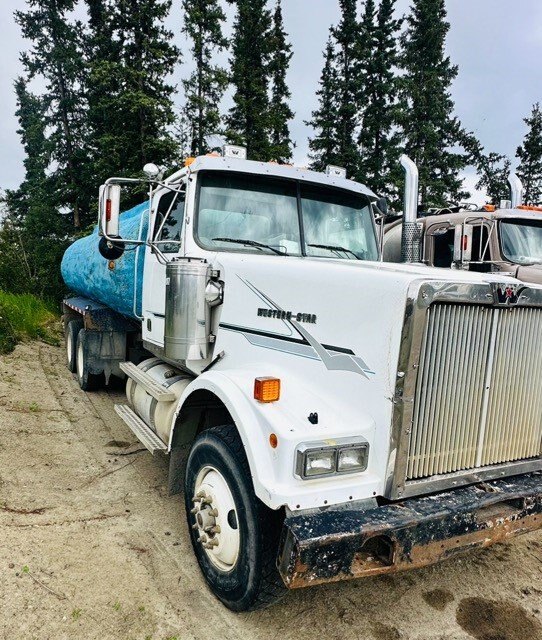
[278,472,542,588]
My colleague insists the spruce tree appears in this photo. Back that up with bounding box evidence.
[84,0,180,193]
[83,0,122,204]
[399,0,470,206]
[2,79,68,299]
[357,0,402,199]
[475,151,512,206]
[182,0,228,156]
[226,0,273,161]
[516,103,542,204]
[268,0,294,163]
[332,0,361,178]
[306,38,340,172]
[15,0,89,229]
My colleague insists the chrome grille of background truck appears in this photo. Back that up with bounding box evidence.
[408,303,542,481]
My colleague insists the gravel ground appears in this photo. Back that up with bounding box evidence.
[1,341,542,640]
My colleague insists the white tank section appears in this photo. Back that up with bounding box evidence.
[126,358,192,443]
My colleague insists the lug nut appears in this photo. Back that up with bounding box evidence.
[207,538,219,548]
[208,508,218,517]
[204,524,221,534]
[190,507,198,514]
[192,523,199,530]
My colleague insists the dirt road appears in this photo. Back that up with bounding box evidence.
[1,341,542,640]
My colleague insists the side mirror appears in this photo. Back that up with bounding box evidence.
[98,236,125,260]
[98,184,125,261]
[375,197,389,218]
[453,223,473,266]
[99,184,121,238]
[143,163,161,179]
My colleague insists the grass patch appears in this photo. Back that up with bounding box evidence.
[0,291,60,354]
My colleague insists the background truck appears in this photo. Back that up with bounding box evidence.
[61,146,542,611]
[384,156,542,285]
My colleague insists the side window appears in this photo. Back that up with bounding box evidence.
[432,229,455,268]
[154,189,185,253]
[470,225,491,272]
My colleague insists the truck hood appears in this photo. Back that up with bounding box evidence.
[327,258,520,283]
[212,254,524,389]
[208,253,542,502]
[515,263,542,285]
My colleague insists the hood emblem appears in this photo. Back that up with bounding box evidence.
[492,283,524,306]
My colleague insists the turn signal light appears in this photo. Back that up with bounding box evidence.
[184,157,196,167]
[254,377,281,403]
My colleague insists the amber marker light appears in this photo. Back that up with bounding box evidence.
[254,377,281,403]
[184,157,196,167]
[269,433,278,449]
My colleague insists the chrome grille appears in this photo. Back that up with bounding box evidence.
[407,304,542,481]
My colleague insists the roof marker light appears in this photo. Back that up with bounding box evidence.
[326,165,347,179]
[223,145,247,160]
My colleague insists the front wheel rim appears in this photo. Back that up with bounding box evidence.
[191,465,240,572]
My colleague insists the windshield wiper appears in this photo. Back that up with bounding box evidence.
[212,237,288,256]
[307,243,360,260]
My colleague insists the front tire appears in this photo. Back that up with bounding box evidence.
[75,329,104,391]
[184,425,286,611]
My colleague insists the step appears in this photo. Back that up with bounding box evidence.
[114,404,167,455]
[119,362,176,402]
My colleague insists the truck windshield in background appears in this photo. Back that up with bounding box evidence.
[500,219,542,265]
[196,171,378,261]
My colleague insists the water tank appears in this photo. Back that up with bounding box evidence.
[61,202,149,319]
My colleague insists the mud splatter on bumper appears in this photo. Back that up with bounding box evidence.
[278,472,542,588]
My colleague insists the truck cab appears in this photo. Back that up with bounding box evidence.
[383,158,542,285]
[61,148,542,611]
[384,207,542,283]
[142,154,380,355]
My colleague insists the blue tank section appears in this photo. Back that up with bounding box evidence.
[61,201,149,319]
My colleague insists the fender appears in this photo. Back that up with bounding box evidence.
[169,369,279,504]
[168,368,381,511]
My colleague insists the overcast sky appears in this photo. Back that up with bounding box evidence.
[1,0,542,202]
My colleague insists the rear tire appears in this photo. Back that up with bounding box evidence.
[65,318,83,373]
[184,425,286,611]
[75,329,104,391]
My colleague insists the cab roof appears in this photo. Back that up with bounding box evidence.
[419,208,542,226]
[183,155,377,199]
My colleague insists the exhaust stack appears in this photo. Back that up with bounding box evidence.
[400,154,423,263]
[508,173,524,208]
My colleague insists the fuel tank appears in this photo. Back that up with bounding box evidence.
[61,202,149,319]
[126,358,192,443]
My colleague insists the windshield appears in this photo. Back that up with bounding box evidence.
[500,219,542,265]
[196,171,378,260]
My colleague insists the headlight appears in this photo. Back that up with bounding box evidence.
[295,438,369,479]
[304,448,336,477]
[337,445,368,473]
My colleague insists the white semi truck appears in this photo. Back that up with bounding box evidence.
[61,147,542,611]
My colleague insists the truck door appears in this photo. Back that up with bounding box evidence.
[427,224,455,268]
[468,224,492,272]
[142,186,186,346]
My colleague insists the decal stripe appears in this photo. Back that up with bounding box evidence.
[219,323,355,355]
